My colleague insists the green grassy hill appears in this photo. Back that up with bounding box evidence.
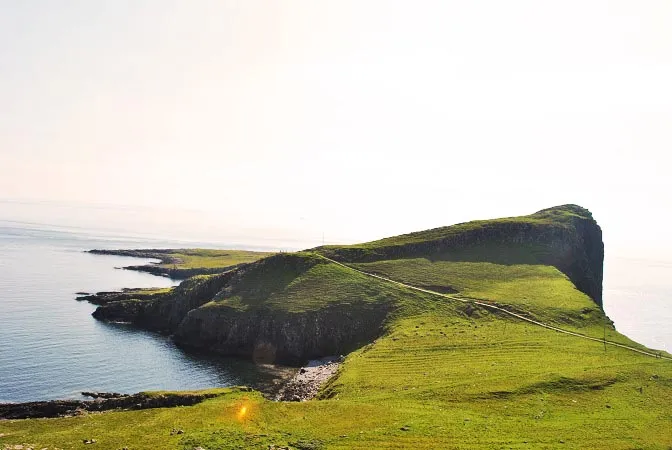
[3,205,671,449]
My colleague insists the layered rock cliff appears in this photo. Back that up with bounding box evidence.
[173,302,391,365]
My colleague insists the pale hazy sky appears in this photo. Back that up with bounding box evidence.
[1,1,671,254]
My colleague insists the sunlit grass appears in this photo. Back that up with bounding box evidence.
[4,308,671,449]
[158,249,273,269]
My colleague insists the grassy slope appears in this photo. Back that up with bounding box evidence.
[3,206,671,449]
[202,253,415,313]
[124,287,174,295]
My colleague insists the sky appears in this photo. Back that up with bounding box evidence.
[1,1,671,254]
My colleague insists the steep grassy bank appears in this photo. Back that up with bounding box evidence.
[4,205,670,449]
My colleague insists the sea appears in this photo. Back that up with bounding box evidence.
[0,221,278,403]
[0,211,670,403]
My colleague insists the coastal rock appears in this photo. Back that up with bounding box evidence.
[275,357,341,401]
[174,302,391,365]
[81,392,126,399]
[92,271,236,331]
[0,392,221,420]
[91,254,393,364]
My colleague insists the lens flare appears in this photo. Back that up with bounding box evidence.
[237,404,248,420]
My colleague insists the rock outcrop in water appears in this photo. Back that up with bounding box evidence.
[0,391,226,419]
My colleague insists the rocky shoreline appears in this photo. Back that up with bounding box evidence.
[274,357,342,401]
[0,391,228,420]
[0,358,342,420]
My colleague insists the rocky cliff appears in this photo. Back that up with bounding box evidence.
[91,253,397,364]
[173,302,391,365]
[93,271,235,331]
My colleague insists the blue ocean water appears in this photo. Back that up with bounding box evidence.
[0,222,269,403]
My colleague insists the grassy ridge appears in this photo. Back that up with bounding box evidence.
[319,204,590,252]
[206,253,418,313]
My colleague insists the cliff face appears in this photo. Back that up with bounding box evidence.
[92,253,396,364]
[173,302,391,365]
[543,212,603,307]
[93,272,234,331]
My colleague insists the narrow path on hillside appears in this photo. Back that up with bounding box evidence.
[319,256,672,362]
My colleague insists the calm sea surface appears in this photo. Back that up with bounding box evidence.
[603,256,672,353]
[0,223,270,403]
[0,220,670,403]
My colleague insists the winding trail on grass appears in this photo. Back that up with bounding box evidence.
[319,256,672,362]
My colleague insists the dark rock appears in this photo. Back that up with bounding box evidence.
[92,271,236,331]
[82,392,127,399]
[0,392,220,420]
[173,302,391,365]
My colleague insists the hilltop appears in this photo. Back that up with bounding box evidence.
[2,205,671,449]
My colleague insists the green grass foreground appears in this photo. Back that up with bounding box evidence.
[3,206,671,449]
[3,308,670,449]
